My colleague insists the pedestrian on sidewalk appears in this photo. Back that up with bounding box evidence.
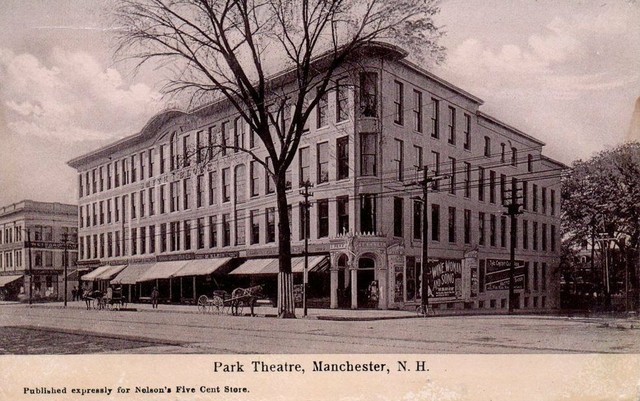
[71,287,77,302]
[151,287,159,309]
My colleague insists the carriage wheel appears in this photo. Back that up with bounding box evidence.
[197,295,209,313]
[212,296,224,314]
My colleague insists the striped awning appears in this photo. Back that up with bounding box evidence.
[0,275,23,287]
[137,260,190,282]
[230,256,328,275]
[172,258,232,277]
[81,265,127,282]
[110,263,154,285]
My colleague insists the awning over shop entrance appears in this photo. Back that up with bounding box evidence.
[0,275,23,287]
[137,260,190,282]
[81,265,127,282]
[110,263,154,285]
[230,256,328,275]
[172,258,232,277]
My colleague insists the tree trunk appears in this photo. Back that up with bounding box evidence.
[275,176,296,318]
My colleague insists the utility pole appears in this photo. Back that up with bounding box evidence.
[299,181,313,317]
[407,167,448,316]
[503,179,523,314]
[27,229,33,306]
[61,232,68,308]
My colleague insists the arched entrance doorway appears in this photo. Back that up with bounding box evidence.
[337,254,350,308]
[357,255,376,308]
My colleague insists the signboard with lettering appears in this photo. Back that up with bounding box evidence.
[485,259,525,291]
[427,259,462,299]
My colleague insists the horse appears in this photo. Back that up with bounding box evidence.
[230,285,264,317]
[82,290,104,310]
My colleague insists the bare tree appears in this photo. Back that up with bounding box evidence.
[114,0,446,318]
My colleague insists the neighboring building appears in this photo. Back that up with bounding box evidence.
[67,43,563,311]
[0,200,78,302]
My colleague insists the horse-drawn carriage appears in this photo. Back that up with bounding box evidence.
[197,285,264,316]
[82,287,127,310]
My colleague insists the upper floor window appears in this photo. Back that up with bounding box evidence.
[447,106,456,145]
[393,81,404,125]
[222,168,231,202]
[463,114,471,150]
[360,194,377,233]
[170,132,178,171]
[317,88,328,128]
[394,139,404,181]
[431,98,439,138]
[413,90,423,133]
[234,117,245,152]
[336,136,349,180]
[360,133,377,176]
[235,164,246,203]
[317,142,329,184]
[336,78,349,123]
[299,147,310,185]
[250,161,260,197]
[484,136,491,157]
[527,154,533,172]
[359,72,377,117]
[511,147,518,166]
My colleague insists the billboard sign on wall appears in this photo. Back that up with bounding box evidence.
[427,259,462,299]
[485,259,525,291]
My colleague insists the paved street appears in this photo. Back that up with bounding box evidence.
[0,303,638,354]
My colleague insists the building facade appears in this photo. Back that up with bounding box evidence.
[68,44,563,311]
[0,200,78,302]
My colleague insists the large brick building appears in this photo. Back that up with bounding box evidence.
[0,200,78,302]
[68,43,564,311]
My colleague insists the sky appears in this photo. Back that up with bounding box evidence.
[0,0,638,207]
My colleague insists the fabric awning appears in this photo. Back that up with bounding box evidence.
[137,260,190,282]
[230,256,328,275]
[110,263,154,285]
[81,265,126,282]
[0,275,23,287]
[172,258,232,277]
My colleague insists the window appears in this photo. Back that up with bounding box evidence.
[160,224,167,252]
[222,213,231,247]
[431,204,440,241]
[234,117,244,152]
[489,170,496,204]
[131,228,137,255]
[414,145,423,180]
[336,137,349,180]
[337,196,349,235]
[484,136,491,157]
[511,147,518,166]
[413,90,422,132]
[317,199,329,238]
[266,208,276,243]
[394,139,404,181]
[182,135,191,166]
[148,149,154,177]
[431,151,440,190]
[478,167,485,201]
[159,185,165,214]
[222,168,230,202]
[533,222,539,250]
[500,174,507,205]
[448,207,456,243]
[99,166,104,191]
[360,133,377,176]
[317,88,328,128]
[393,197,404,237]
[317,142,329,184]
[250,161,260,197]
[159,144,166,174]
[490,214,497,246]
[431,98,439,138]
[131,154,137,183]
[208,170,217,205]
[92,169,97,193]
[393,81,403,125]
[170,182,179,212]
[463,114,471,150]
[533,184,538,212]
[551,225,556,252]
[464,163,471,198]
[170,133,179,171]
[235,165,246,203]
[221,122,230,156]
[148,189,155,216]
[413,200,422,240]
[542,187,547,214]
[265,157,275,194]
[336,78,349,123]
[235,210,246,245]
[478,212,486,246]
[464,209,471,244]
[99,201,105,224]
[79,174,84,197]
[250,210,260,244]
[140,226,147,254]
[140,189,146,217]
[208,216,217,248]
[359,72,378,117]
[447,106,456,144]
[299,202,310,240]
[528,154,533,172]
[172,221,181,251]
[149,225,155,253]
[500,143,506,163]
[500,215,507,247]
[285,167,292,190]
[360,194,377,233]
[522,220,529,249]
[542,223,547,251]
[448,157,456,194]
[193,175,203,208]
[183,178,191,210]
[130,193,136,219]
[522,180,528,210]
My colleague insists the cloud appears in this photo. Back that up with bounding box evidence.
[0,47,162,142]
